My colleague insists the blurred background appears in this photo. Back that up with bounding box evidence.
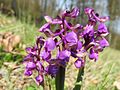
[0,0,120,90]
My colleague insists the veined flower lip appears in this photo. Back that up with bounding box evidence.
[24,69,32,76]
[99,38,109,47]
[44,38,56,51]
[26,62,36,70]
[89,48,98,61]
[35,75,43,85]
[58,50,71,60]
[83,25,94,36]
[74,58,85,68]
[40,50,51,60]
[65,31,78,44]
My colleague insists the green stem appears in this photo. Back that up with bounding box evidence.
[73,66,84,90]
[55,66,65,90]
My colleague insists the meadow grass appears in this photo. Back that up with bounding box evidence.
[0,13,40,46]
[83,48,120,90]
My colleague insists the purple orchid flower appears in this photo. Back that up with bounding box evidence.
[74,58,84,68]
[35,75,43,85]
[46,65,59,77]
[36,61,44,71]
[65,31,78,46]
[58,50,71,60]
[99,38,109,48]
[62,7,80,18]
[39,23,50,32]
[40,50,51,60]
[83,25,94,37]
[89,48,98,61]
[84,7,94,15]
[24,69,33,76]
[26,62,36,70]
[23,7,109,85]
[98,23,109,36]
[26,47,37,55]
[44,38,56,51]
[77,40,83,50]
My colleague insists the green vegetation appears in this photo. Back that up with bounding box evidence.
[0,13,39,45]
[0,13,40,68]
[83,48,120,90]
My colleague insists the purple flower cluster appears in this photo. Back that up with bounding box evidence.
[23,7,109,85]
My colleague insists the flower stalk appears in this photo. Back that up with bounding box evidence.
[73,66,84,90]
[55,66,65,90]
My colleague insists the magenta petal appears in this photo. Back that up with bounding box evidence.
[24,69,32,76]
[99,38,109,47]
[26,62,36,70]
[98,23,108,36]
[39,23,50,32]
[23,54,33,61]
[65,31,78,44]
[64,20,83,30]
[98,23,107,33]
[40,50,51,60]
[77,41,82,50]
[83,25,94,36]
[74,58,84,68]
[64,20,72,29]
[84,8,94,14]
[99,16,110,22]
[26,47,37,55]
[71,24,83,30]
[92,12,110,22]
[35,75,43,85]
[74,60,82,68]
[45,38,55,51]
[44,16,62,24]
[25,47,31,53]
[54,29,64,36]
[70,7,80,18]
[52,18,62,24]
[36,36,44,46]
[36,61,44,71]
[89,48,98,61]
[58,50,71,59]
[62,7,80,18]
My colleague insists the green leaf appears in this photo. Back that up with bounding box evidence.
[27,86,36,90]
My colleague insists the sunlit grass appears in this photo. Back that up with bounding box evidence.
[0,13,40,45]
[83,48,120,90]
